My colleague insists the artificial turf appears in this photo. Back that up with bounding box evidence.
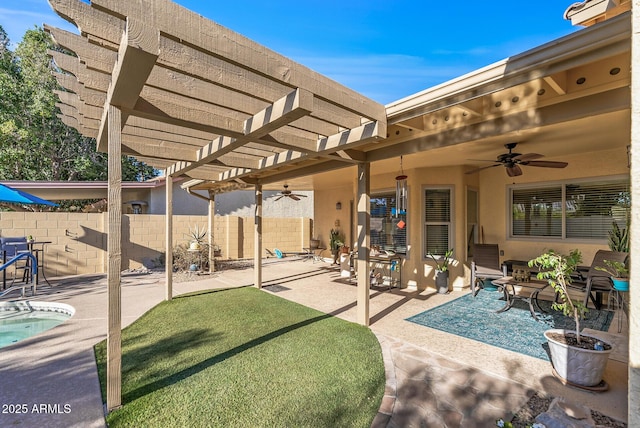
[95,286,385,427]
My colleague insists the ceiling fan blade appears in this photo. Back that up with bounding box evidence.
[294,194,308,198]
[290,195,300,201]
[465,164,501,174]
[274,196,284,201]
[522,160,568,168]
[506,165,523,177]
[514,153,543,162]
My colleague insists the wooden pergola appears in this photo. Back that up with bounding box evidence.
[46,0,386,411]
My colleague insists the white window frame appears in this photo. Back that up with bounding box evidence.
[422,185,454,259]
[507,175,630,242]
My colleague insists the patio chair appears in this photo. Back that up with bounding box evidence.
[570,249,628,309]
[1,237,30,288]
[470,243,507,296]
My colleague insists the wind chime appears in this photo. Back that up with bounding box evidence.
[395,156,407,217]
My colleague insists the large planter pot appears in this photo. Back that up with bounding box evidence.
[544,329,613,387]
[435,270,449,294]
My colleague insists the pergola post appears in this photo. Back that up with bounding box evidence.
[165,175,173,300]
[628,1,640,424]
[208,191,215,272]
[254,184,263,288]
[106,104,122,411]
[356,162,371,326]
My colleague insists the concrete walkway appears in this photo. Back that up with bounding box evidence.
[0,259,629,427]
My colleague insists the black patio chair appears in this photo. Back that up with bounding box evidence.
[570,249,628,309]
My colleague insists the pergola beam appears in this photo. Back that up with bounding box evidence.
[96,18,159,151]
[166,88,313,176]
[45,25,117,74]
[219,121,384,182]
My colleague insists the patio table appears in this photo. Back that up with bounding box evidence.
[491,276,550,321]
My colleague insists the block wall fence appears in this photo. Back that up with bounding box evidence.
[0,212,312,278]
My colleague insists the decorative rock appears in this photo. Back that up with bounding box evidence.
[535,397,595,428]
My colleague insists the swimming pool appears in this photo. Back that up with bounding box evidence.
[0,301,75,349]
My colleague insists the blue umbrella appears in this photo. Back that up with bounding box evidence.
[0,183,58,206]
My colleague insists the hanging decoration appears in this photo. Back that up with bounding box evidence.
[395,156,408,217]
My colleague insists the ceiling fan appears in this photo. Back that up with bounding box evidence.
[274,184,308,201]
[465,143,569,177]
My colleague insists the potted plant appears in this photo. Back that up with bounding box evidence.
[529,249,613,387]
[607,219,629,253]
[595,259,629,291]
[329,229,345,264]
[427,248,453,294]
[187,225,207,251]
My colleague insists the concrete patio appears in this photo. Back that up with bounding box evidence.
[0,258,629,427]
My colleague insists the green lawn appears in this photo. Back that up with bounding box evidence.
[95,287,385,427]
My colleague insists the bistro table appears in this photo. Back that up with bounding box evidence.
[491,276,550,321]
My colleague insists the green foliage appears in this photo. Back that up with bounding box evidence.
[595,259,629,278]
[529,249,588,344]
[427,248,454,272]
[329,228,345,251]
[607,219,629,252]
[95,287,384,427]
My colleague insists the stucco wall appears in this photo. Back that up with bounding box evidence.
[0,213,311,278]
[479,147,629,267]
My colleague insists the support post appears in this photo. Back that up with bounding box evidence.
[106,104,122,411]
[628,1,640,424]
[356,162,371,326]
[165,175,173,300]
[254,184,263,288]
[208,192,215,272]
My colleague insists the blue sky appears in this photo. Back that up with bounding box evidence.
[0,0,579,104]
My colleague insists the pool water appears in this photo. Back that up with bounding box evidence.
[0,302,74,349]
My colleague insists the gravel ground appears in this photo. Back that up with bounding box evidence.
[510,393,627,427]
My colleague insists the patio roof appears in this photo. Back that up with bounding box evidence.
[46,0,387,192]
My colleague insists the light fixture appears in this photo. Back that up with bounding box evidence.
[336,202,342,210]
[395,156,408,217]
[627,145,631,168]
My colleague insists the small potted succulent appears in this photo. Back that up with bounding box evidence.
[187,225,207,251]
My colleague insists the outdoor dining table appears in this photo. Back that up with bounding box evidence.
[3,240,52,287]
[491,276,550,321]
